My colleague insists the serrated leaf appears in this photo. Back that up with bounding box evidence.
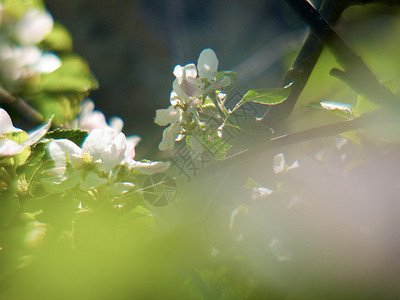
[237,83,292,108]
[45,129,88,146]
[200,132,231,160]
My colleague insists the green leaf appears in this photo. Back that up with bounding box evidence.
[41,23,73,51]
[45,129,88,146]
[353,95,378,117]
[2,0,44,18]
[238,83,292,107]
[17,142,48,186]
[308,100,353,118]
[199,132,232,160]
[28,93,82,124]
[0,191,20,228]
[24,54,98,94]
[216,71,238,93]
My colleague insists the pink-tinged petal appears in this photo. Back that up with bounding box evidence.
[180,78,202,97]
[79,111,108,131]
[0,139,24,156]
[123,141,136,165]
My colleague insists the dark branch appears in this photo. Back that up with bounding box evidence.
[0,87,43,123]
[260,0,347,129]
[282,0,400,108]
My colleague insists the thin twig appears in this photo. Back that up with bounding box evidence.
[0,87,43,123]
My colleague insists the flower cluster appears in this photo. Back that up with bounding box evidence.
[0,4,61,91]
[155,48,233,151]
[44,126,170,192]
[0,104,170,202]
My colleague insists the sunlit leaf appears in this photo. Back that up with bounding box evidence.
[308,100,353,118]
[41,22,73,51]
[353,95,378,117]
[237,83,292,108]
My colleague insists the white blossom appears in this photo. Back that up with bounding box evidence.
[14,9,54,45]
[0,108,51,157]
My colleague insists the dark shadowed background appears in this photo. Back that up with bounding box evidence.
[44,0,307,157]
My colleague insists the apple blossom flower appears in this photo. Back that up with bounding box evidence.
[172,48,219,99]
[68,99,125,133]
[155,49,225,151]
[0,108,51,157]
[45,127,170,191]
[0,7,61,91]
[14,9,54,45]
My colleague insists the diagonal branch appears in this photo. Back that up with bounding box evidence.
[281,0,400,109]
[260,0,348,129]
[0,87,43,123]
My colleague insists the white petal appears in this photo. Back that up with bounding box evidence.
[99,132,127,173]
[15,9,54,44]
[30,53,61,73]
[133,160,171,175]
[122,141,136,165]
[159,123,181,151]
[172,79,190,103]
[127,135,141,147]
[22,116,52,147]
[180,78,202,97]
[154,106,180,126]
[0,108,18,135]
[0,139,24,156]
[109,116,124,133]
[182,63,198,79]
[82,127,117,160]
[197,48,218,81]
[79,111,108,131]
[48,139,82,168]
[273,153,286,174]
[81,99,95,115]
